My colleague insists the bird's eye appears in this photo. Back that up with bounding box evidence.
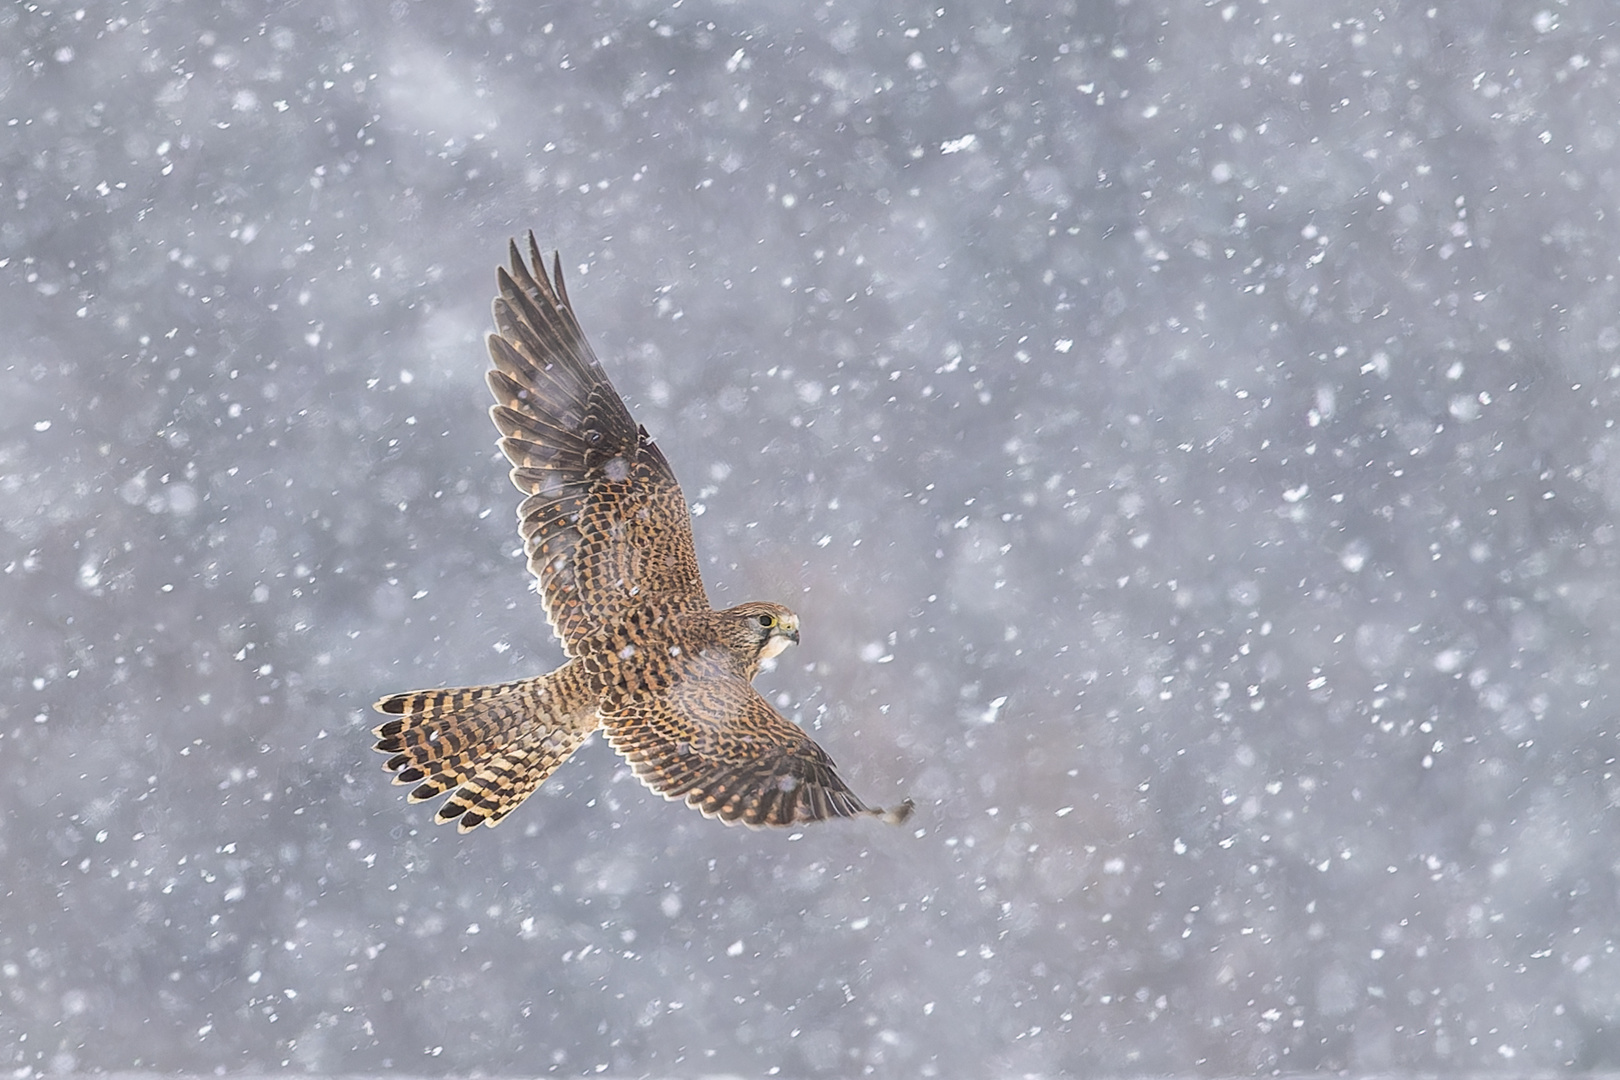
[757,613,776,628]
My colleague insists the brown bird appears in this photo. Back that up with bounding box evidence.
[372,235,913,831]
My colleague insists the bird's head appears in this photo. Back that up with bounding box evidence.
[720,602,801,661]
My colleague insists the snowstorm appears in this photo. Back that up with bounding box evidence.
[3,1,1619,1076]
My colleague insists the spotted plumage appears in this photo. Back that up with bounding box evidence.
[373,234,912,831]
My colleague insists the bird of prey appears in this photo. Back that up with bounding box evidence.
[372,234,913,831]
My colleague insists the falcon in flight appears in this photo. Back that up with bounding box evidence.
[372,235,913,831]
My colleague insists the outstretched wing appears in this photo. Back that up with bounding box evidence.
[602,676,913,828]
[486,234,709,653]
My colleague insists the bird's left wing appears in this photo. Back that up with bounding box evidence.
[602,676,913,828]
[487,235,711,653]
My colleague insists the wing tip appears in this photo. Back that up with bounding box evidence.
[875,798,916,827]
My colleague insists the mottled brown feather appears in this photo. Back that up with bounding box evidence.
[485,238,708,653]
[371,235,911,831]
[371,664,598,831]
[603,673,913,829]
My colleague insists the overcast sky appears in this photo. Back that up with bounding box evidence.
[4,2,1620,1076]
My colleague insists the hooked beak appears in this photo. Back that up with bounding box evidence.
[759,622,800,660]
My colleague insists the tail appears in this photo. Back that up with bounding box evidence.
[371,670,598,831]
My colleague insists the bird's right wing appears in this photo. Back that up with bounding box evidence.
[486,234,710,653]
[601,674,913,828]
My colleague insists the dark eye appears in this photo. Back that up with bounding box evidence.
[757,613,776,629]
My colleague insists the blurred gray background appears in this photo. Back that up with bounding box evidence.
[4,1,1619,1076]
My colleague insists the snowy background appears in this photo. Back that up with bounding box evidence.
[4,0,1620,1076]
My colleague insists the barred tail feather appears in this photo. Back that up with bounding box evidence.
[371,671,597,830]
[433,726,592,831]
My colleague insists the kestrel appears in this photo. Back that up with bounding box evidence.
[372,234,913,831]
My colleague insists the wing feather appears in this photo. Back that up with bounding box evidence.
[602,676,912,828]
[486,234,709,652]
